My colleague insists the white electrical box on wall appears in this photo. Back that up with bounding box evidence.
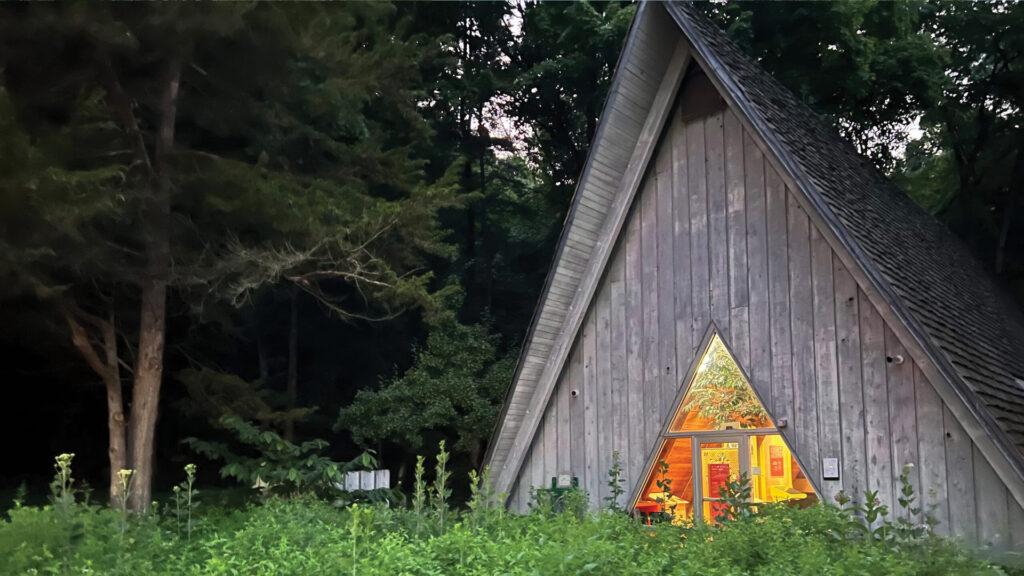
[822,457,840,480]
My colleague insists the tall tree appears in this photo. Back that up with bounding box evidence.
[702,1,944,172]
[511,1,635,213]
[919,1,1024,286]
[0,3,450,508]
[404,1,520,322]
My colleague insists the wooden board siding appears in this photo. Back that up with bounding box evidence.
[765,166,793,425]
[583,310,599,502]
[886,326,920,523]
[609,251,628,508]
[834,259,868,503]
[788,195,820,481]
[743,132,771,403]
[596,282,613,504]
[569,343,585,504]
[725,111,750,369]
[975,444,1010,549]
[671,105,694,381]
[811,227,842,506]
[641,173,661,450]
[944,405,978,543]
[486,3,684,492]
[914,364,949,535]
[687,117,710,354]
[705,111,730,339]
[656,135,678,433]
[507,78,1024,541]
[625,199,645,485]
[860,288,894,512]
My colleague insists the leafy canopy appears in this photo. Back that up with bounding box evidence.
[337,297,513,457]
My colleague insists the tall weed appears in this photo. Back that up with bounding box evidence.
[0,453,1015,575]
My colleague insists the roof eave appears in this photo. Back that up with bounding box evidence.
[481,2,655,476]
[662,1,1024,500]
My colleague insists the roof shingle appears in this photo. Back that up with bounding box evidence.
[668,1,1024,455]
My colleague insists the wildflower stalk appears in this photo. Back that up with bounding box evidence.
[184,463,197,541]
[604,451,625,512]
[51,453,76,512]
[412,455,426,534]
[49,453,78,573]
[431,441,451,531]
[117,469,134,538]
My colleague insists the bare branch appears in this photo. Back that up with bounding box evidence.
[294,281,406,323]
[59,299,115,382]
[286,270,395,290]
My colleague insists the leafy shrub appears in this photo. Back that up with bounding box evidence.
[0,454,1017,575]
[183,415,385,500]
[3,494,1013,575]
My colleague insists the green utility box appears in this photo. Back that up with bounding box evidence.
[532,475,580,513]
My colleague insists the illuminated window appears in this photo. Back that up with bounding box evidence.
[669,336,773,432]
[699,439,741,522]
[748,434,818,507]
[633,332,817,524]
[634,438,695,523]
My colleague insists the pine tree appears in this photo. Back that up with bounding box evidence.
[0,3,452,509]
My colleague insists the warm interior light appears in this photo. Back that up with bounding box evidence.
[669,337,773,432]
[633,334,817,524]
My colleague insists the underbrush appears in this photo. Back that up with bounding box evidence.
[0,454,1019,575]
[2,498,1014,575]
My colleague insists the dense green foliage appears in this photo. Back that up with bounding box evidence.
[0,2,461,506]
[0,0,633,500]
[512,2,635,199]
[338,302,515,466]
[1,454,1018,575]
[183,416,386,500]
[707,2,945,170]
[1,493,1016,575]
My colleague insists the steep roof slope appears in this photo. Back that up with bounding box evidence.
[485,2,1024,495]
[483,3,684,490]
[665,2,1024,454]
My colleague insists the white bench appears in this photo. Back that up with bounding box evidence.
[341,469,390,491]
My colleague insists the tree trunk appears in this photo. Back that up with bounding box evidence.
[463,158,478,318]
[284,289,299,442]
[995,150,1023,274]
[257,328,270,384]
[476,124,493,315]
[128,276,168,511]
[128,57,180,512]
[62,301,126,505]
[101,312,128,506]
[469,440,483,471]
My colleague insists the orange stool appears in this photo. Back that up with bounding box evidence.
[635,501,660,525]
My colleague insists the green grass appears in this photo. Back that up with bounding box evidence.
[1,496,1018,576]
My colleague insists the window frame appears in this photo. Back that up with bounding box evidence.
[627,323,820,518]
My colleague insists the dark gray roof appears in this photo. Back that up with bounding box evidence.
[667,2,1024,457]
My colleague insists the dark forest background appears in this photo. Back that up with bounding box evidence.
[0,1,1021,506]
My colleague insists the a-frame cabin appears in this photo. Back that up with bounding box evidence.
[484,1,1024,550]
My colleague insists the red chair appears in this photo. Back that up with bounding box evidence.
[634,501,661,526]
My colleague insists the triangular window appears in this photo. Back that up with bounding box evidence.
[669,336,773,432]
[631,330,818,525]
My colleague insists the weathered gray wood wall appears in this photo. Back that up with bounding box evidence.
[486,3,682,490]
[507,71,1024,550]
